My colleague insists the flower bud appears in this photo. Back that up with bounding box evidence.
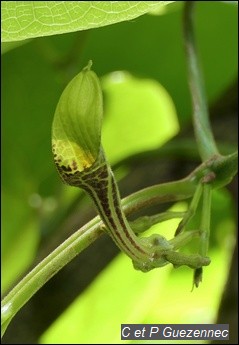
[52,61,103,182]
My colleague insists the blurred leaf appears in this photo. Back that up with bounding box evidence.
[40,254,172,344]
[1,40,30,54]
[1,192,40,293]
[81,1,237,125]
[147,202,187,240]
[102,71,179,163]
[1,42,62,292]
[138,250,232,345]
[220,1,238,4]
[1,1,174,42]
[148,1,183,16]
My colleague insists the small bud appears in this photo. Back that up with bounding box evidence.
[52,61,103,183]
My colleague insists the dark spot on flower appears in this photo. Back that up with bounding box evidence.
[72,160,77,170]
[62,165,72,172]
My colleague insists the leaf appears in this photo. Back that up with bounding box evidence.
[1,42,62,292]
[40,254,172,344]
[81,1,237,125]
[1,191,40,293]
[101,71,179,163]
[1,40,30,54]
[220,1,238,4]
[1,1,174,42]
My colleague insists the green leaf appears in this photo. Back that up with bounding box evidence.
[1,1,174,42]
[1,42,62,292]
[1,192,40,293]
[1,40,30,54]
[101,72,179,163]
[40,254,172,344]
[81,1,237,125]
[220,1,238,4]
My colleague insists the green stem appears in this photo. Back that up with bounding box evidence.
[114,140,236,170]
[131,211,186,234]
[174,183,202,236]
[1,216,103,337]
[199,183,212,257]
[184,1,219,161]
[211,151,238,187]
[1,152,237,336]
[193,182,212,288]
[1,177,196,337]
[169,230,200,250]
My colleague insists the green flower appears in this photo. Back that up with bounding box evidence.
[52,61,103,177]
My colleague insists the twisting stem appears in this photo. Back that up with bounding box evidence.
[58,149,209,272]
[2,153,235,336]
[1,176,196,337]
[76,158,154,267]
[183,1,219,161]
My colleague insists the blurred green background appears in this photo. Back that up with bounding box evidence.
[1,2,237,344]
